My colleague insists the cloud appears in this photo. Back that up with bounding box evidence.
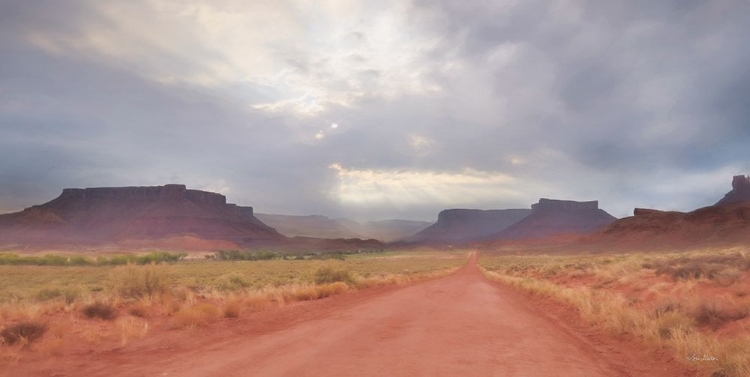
[1,0,750,221]
[328,163,525,207]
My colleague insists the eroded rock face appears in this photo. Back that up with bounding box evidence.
[60,184,188,201]
[58,184,228,206]
[633,208,665,216]
[592,176,750,246]
[716,175,750,206]
[732,175,750,190]
[493,198,617,240]
[532,198,599,212]
[0,184,282,247]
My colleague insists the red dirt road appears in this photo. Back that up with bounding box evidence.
[9,252,685,376]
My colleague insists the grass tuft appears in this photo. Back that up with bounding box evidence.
[171,303,221,329]
[223,301,242,318]
[35,287,79,304]
[314,266,355,285]
[0,321,47,345]
[691,299,749,329]
[115,264,171,299]
[216,273,250,291]
[81,301,118,320]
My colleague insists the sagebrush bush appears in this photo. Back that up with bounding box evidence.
[691,299,749,329]
[116,264,171,299]
[82,301,118,320]
[0,321,47,345]
[314,266,355,285]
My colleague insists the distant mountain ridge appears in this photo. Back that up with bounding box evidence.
[344,219,431,242]
[405,209,532,243]
[6,176,747,251]
[256,214,430,242]
[255,213,362,239]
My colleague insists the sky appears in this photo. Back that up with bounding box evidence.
[1,0,750,222]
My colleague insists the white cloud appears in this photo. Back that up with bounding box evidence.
[23,0,448,118]
[198,179,231,195]
[328,163,524,207]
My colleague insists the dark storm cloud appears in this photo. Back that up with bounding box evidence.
[1,0,750,220]
[404,1,750,188]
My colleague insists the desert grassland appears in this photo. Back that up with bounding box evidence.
[0,249,468,364]
[478,247,750,377]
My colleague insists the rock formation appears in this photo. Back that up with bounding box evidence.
[715,175,750,206]
[593,175,750,246]
[0,184,283,248]
[532,198,600,212]
[405,209,531,244]
[491,198,617,240]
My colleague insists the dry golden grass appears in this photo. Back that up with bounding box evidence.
[127,302,151,318]
[31,332,65,356]
[222,300,242,318]
[116,316,149,346]
[480,247,750,377]
[0,249,468,363]
[171,302,222,329]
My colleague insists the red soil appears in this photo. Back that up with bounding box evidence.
[4,253,690,377]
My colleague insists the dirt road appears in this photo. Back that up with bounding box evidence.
[11,252,684,376]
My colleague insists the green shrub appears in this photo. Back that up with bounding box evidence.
[0,252,185,266]
[213,250,280,261]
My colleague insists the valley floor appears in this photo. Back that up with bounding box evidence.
[4,252,688,377]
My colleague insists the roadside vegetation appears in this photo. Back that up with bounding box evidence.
[0,251,186,266]
[0,249,467,365]
[479,247,750,377]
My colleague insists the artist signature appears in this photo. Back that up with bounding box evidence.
[686,354,718,362]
